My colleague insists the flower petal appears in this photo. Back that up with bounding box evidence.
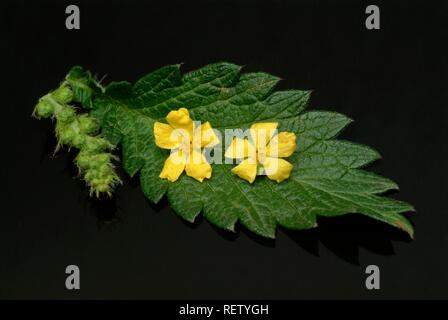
[231,158,258,183]
[159,150,186,182]
[250,122,278,149]
[267,132,297,158]
[224,138,256,159]
[198,121,220,147]
[192,121,219,148]
[166,107,194,139]
[153,122,182,149]
[263,157,293,183]
[185,150,212,182]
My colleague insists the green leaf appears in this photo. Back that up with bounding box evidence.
[75,63,415,238]
[65,66,104,108]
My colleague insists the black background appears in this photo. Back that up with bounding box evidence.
[1,0,447,299]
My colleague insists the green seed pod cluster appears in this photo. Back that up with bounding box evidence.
[33,82,121,197]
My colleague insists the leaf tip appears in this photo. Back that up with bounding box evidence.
[265,232,276,239]
[407,226,415,240]
[238,64,246,70]
[391,185,399,192]
[186,216,197,224]
[393,218,415,239]
[304,89,313,96]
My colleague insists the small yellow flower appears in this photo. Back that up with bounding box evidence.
[225,122,296,183]
[154,108,218,182]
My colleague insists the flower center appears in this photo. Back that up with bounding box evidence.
[256,146,267,164]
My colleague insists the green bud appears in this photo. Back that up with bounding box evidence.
[78,115,99,134]
[84,171,96,182]
[52,85,73,104]
[97,163,112,177]
[58,127,76,145]
[89,178,102,187]
[94,153,111,164]
[84,137,111,152]
[34,100,54,118]
[103,175,118,186]
[96,183,110,193]
[56,106,76,123]
[72,134,86,148]
[76,153,92,170]
[85,164,120,196]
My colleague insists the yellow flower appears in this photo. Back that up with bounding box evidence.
[154,108,218,182]
[225,122,296,183]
